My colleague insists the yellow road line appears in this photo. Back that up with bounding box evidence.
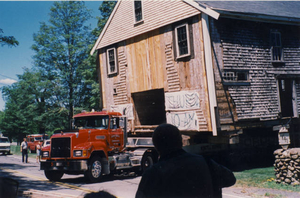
[23,189,81,198]
[0,167,96,194]
[223,193,251,198]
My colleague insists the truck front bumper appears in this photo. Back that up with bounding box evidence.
[0,147,10,153]
[40,160,88,171]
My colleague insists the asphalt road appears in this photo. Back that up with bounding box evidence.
[2,154,300,198]
[0,154,140,198]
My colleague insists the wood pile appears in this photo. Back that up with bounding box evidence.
[274,148,300,185]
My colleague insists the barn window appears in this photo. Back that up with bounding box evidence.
[106,48,117,76]
[134,0,143,23]
[175,23,191,59]
[271,31,283,62]
[222,70,250,85]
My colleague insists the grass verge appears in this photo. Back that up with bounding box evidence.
[10,145,36,158]
[234,167,300,192]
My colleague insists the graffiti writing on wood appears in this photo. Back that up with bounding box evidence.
[165,91,200,111]
[110,104,134,120]
[166,111,199,131]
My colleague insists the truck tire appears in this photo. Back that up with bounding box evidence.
[141,153,154,173]
[44,170,64,181]
[85,156,102,182]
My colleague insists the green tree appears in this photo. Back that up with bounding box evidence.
[0,1,117,140]
[85,1,116,111]
[0,69,69,141]
[31,1,94,128]
[0,29,19,47]
[92,1,117,37]
[0,70,40,141]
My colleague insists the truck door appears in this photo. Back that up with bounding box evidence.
[108,116,124,151]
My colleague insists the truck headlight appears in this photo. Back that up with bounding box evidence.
[74,150,82,157]
[42,151,49,157]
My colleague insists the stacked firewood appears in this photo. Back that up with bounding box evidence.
[274,148,300,185]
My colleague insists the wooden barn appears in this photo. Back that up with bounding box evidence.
[91,1,300,162]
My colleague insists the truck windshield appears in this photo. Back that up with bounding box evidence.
[34,137,42,141]
[74,116,109,129]
[0,138,9,143]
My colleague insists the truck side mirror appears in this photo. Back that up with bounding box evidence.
[120,117,127,145]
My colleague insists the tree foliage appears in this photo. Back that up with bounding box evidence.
[31,1,95,127]
[0,1,116,140]
[0,69,69,141]
[92,1,117,37]
[0,28,19,47]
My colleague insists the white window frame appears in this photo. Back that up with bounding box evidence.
[175,23,191,59]
[106,48,117,76]
[222,71,249,82]
[133,0,144,24]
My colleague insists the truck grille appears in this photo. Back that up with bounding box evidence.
[51,137,71,158]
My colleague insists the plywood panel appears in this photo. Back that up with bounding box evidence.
[127,31,165,93]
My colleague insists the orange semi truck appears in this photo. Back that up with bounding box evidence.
[40,110,158,182]
[27,134,49,153]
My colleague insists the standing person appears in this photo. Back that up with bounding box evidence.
[136,124,236,198]
[36,142,41,163]
[20,138,28,163]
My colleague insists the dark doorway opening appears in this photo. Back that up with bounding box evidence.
[278,79,293,117]
[132,89,166,125]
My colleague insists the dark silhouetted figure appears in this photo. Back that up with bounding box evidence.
[84,190,116,198]
[136,124,236,198]
[0,177,19,198]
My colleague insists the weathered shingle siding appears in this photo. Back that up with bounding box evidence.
[97,0,200,49]
[211,17,300,121]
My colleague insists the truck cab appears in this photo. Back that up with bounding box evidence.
[40,110,158,182]
[27,134,49,153]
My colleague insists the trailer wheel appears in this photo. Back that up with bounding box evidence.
[44,170,64,181]
[141,153,154,173]
[85,156,102,182]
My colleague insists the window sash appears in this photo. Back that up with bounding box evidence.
[106,48,117,75]
[134,0,143,22]
[175,23,190,58]
[271,32,283,61]
[222,71,248,82]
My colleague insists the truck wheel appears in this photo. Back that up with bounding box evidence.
[141,153,154,173]
[44,170,64,181]
[85,156,102,182]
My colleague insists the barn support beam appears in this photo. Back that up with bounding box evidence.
[202,13,218,136]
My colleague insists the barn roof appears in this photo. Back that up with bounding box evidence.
[198,1,300,22]
[90,0,219,55]
[91,1,300,55]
